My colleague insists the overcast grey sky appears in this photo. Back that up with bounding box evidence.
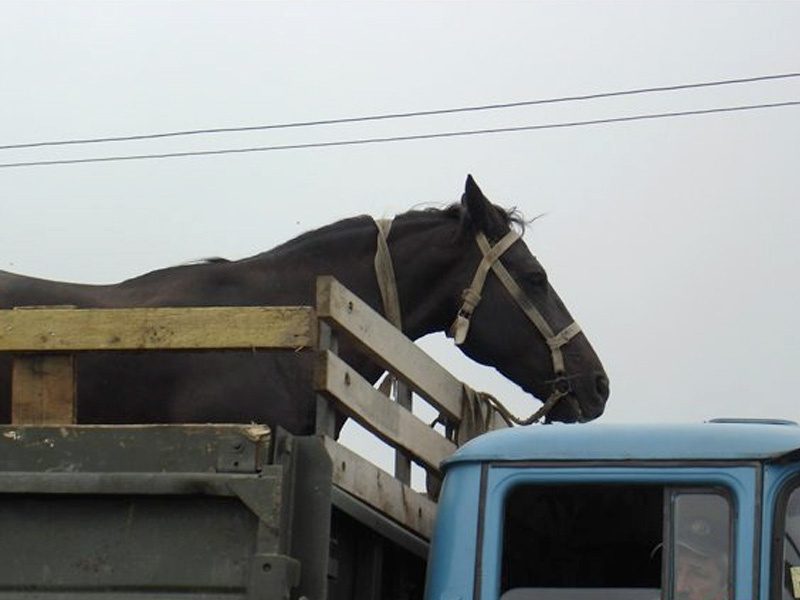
[2,1,799,469]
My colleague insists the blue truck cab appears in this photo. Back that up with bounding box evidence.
[424,420,800,600]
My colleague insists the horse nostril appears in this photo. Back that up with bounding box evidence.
[596,373,610,400]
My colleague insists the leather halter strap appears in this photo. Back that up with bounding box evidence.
[448,230,582,377]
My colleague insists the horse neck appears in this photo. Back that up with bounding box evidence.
[382,212,470,340]
[251,212,468,342]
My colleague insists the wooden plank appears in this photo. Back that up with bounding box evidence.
[0,306,315,352]
[394,380,413,485]
[11,355,75,425]
[322,436,436,540]
[315,351,456,474]
[315,321,339,437]
[316,276,462,422]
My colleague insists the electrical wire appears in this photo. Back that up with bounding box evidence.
[1,72,799,151]
[1,100,797,169]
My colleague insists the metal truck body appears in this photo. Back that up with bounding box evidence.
[0,425,426,600]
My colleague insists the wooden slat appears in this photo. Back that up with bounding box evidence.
[314,321,339,437]
[394,380,413,485]
[322,436,436,540]
[11,355,75,425]
[315,351,456,474]
[316,276,462,422]
[0,306,315,352]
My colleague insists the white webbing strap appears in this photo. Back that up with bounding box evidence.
[374,219,403,397]
[374,219,402,329]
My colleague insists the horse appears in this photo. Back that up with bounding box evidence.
[0,176,609,433]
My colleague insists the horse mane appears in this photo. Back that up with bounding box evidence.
[273,199,529,256]
[405,202,529,236]
[131,202,531,281]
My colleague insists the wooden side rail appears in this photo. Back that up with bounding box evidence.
[0,306,315,352]
[314,276,467,487]
[315,276,462,423]
[315,351,456,473]
[0,305,316,425]
[323,436,436,540]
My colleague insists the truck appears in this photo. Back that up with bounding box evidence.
[1,278,798,600]
[4,418,800,600]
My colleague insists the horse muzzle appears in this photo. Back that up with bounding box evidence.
[540,370,609,424]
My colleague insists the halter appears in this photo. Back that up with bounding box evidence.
[447,230,583,392]
[373,220,583,424]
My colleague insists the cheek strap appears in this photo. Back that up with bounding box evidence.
[448,230,520,345]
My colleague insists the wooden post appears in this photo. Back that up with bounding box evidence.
[315,322,339,438]
[11,354,76,425]
[394,381,413,485]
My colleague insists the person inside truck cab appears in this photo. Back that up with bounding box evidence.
[674,498,730,600]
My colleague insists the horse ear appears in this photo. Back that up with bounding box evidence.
[462,175,505,237]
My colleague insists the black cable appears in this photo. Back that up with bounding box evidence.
[1,100,798,169]
[2,72,799,151]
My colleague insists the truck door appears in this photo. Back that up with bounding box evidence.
[764,461,800,600]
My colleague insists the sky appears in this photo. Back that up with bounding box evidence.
[1,1,799,475]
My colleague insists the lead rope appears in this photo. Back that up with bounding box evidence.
[445,384,569,444]
[473,386,571,427]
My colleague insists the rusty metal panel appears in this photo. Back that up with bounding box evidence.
[0,425,303,600]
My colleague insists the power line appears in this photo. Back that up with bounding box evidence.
[2,72,799,151]
[1,100,797,169]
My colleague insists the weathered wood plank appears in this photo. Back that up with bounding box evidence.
[11,355,75,425]
[0,306,315,352]
[315,351,456,474]
[316,276,462,422]
[394,380,413,485]
[322,436,436,540]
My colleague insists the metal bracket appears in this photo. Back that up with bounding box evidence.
[217,434,260,473]
[247,553,301,600]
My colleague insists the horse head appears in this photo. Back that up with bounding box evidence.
[443,176,609,423]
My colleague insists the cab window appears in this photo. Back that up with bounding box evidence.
[500,485,732,600]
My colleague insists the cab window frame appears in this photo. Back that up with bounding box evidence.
[495,480,736,600]
[771,474,800,600]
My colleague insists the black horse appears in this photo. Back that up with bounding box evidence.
[0,176,609,432]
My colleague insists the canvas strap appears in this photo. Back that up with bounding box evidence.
[374,219,402,398]
[374,219,402,329]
